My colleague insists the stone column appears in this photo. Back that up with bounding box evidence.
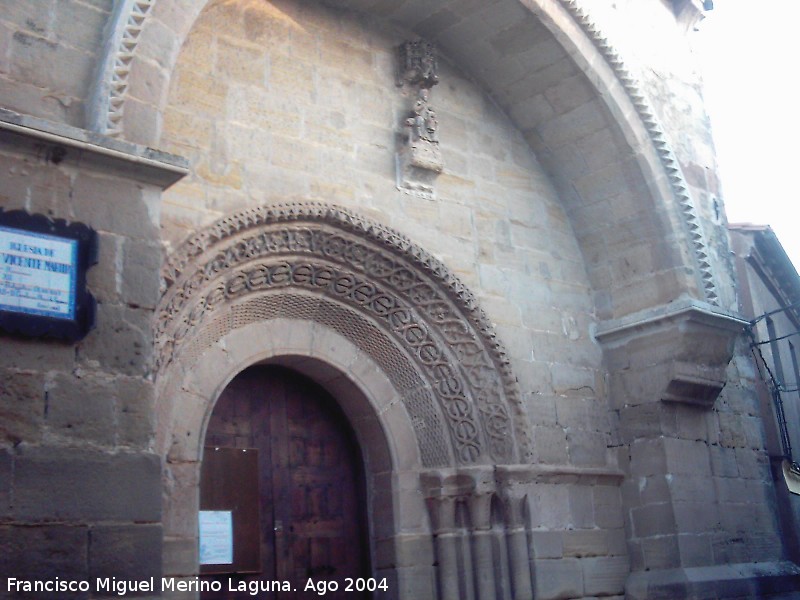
[427,494,461,600]
[469,491,496,600]
[498,490,534,600]
[422,468,498,600]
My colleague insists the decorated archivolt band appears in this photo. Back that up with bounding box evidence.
[158,202,531,466]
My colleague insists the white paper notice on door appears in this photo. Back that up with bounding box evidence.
[199,510,233,565]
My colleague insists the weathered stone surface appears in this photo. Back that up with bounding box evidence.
[162,536,197,578]
[86,231,122,304]
[13,447,161,522]
[533,557,583,600]
[532,425,568,465]
[593,485,625,530]
[121,238,163,309]
[582,555,629,596]
[641,534,681,570]
[77,303,154,376]
[567,429,608,467]
[52,0,109,53]
[531,530,564,559]
[45,371,115,446]
[528,485,570,529]
[0,448,11,518]
[0,368,45,444]
[8,29,92,99]
[0,524,89,591]
[633,502,676,538]
[562,529,609,557]
[89,524,163,586]
[629,438,668,478]
[116,376,156,449]
[375,533,434,569]
[568,484,595,529]
[71,174,159,239]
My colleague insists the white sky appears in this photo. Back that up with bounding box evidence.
[694,0,800,269]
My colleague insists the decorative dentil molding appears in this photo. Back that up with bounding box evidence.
[96,0,720,303]
[158,202,532,466]
[558,0,719,306]
[88,0,155,136]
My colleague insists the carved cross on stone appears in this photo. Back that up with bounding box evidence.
[396,40,444,199]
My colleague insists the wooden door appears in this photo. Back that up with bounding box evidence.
[201,366,370,599]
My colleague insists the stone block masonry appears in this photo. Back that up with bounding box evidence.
[2,0,798,597]
[0,108,185,588]
[0,0,114,127]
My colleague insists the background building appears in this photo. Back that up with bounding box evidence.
[730,224,800,569]
[1,0,799,598]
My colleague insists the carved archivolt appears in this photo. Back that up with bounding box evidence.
[157,202,531,467]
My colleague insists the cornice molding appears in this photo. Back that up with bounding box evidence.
[0,108,187,187]
[594,297,746,345]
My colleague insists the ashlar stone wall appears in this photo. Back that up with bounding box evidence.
[160,0,610,475]
[157,0,628,596]
[0,0,113,127]
[574,0,738,312]
[0,110,185,588]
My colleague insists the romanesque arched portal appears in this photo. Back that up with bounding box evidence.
[154,202,536,599]
[157,202,531,467]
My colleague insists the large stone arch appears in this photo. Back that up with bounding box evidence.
[91,0,721,324]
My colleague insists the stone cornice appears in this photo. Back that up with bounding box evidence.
[594,297,746,346]
[597,298,747,407]
[0,108,187,188]
[420,463,625,497]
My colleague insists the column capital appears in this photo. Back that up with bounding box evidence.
[596,298,747,407]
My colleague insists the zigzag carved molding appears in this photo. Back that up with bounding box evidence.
[97,0,719,305]
[558,0,719,305]
[91,0,155,137]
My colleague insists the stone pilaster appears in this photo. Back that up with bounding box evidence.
[598,299,800,597]
[0,109,186,587]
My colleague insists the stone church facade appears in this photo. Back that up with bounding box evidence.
[1,0,799,598]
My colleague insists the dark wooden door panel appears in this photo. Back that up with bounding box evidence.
[201,366,370,599]
[199,447,261,575]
